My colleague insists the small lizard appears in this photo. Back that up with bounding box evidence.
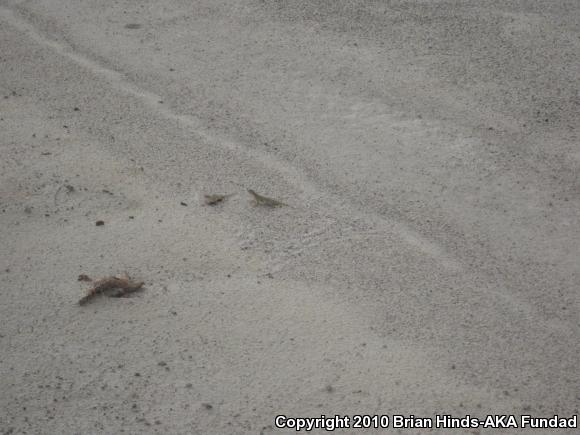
[78,275,144,306]
[247,189,287,207]
[204,193,235,206]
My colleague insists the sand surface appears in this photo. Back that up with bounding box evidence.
[0,1,579,434]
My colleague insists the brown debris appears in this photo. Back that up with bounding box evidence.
[77,274,92,282]
[78,275,144,306]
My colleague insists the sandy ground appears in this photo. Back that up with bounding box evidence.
[0,0,579,434]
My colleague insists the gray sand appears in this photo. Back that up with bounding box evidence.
[0,1,578,434]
